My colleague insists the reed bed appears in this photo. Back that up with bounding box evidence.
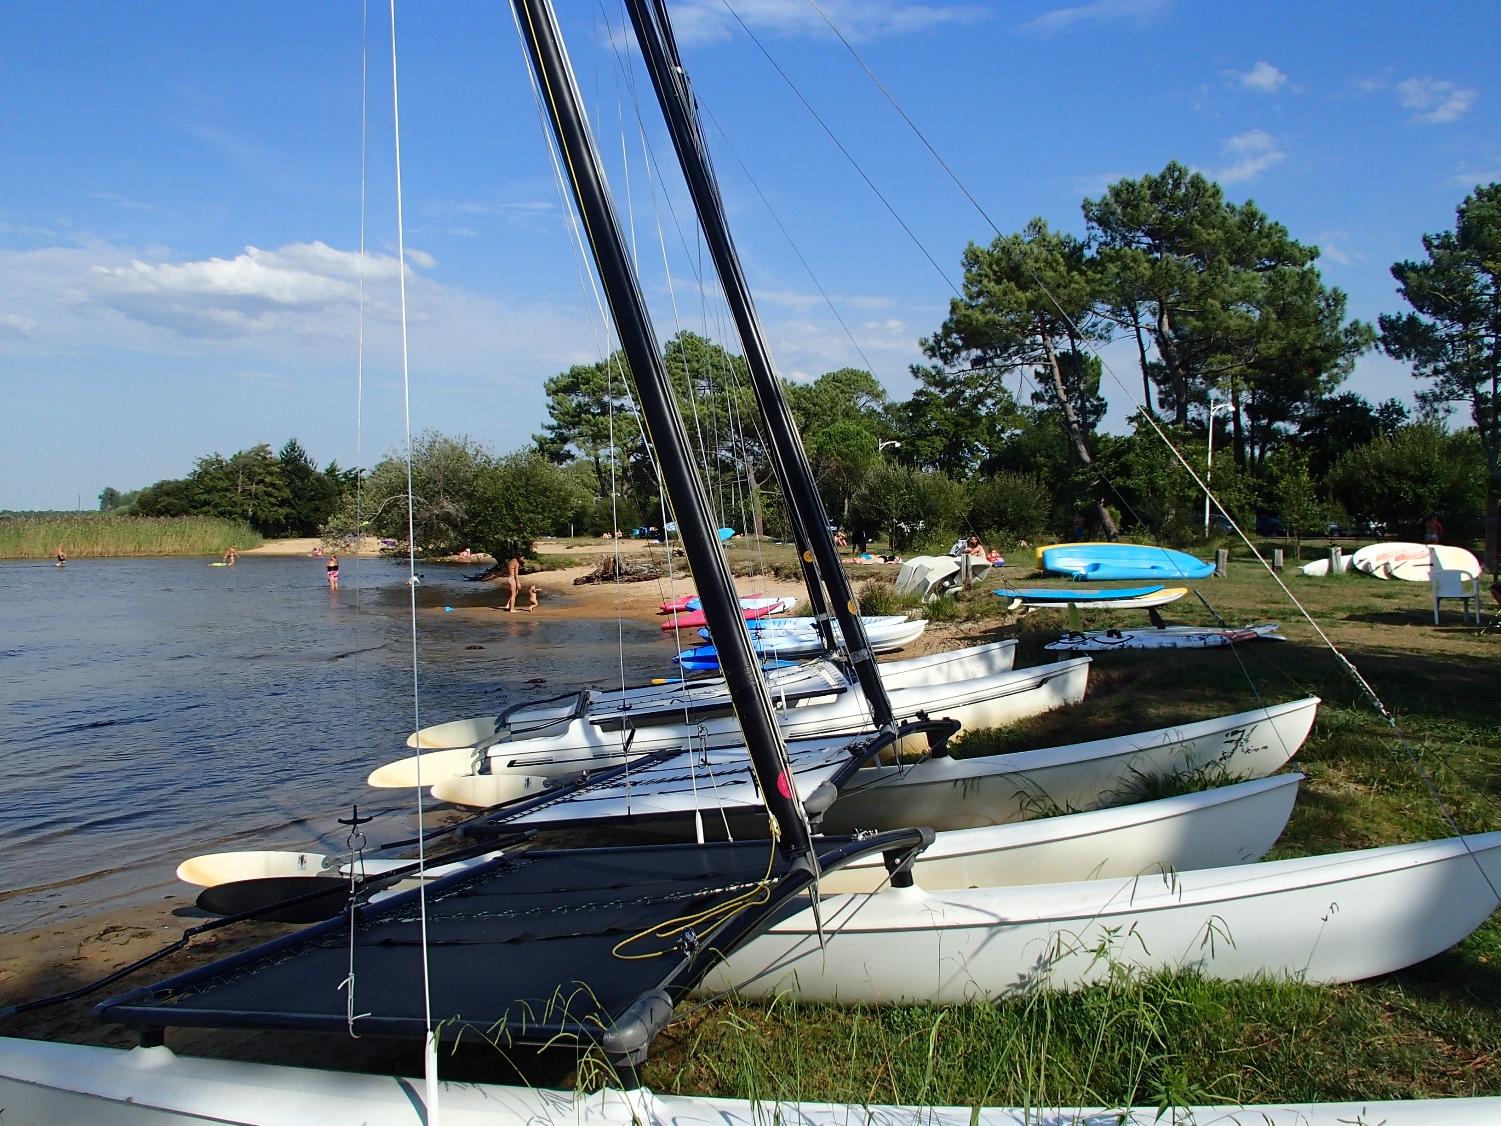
[0,515,261,559]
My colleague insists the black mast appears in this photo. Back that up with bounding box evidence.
[622,0,895,730]
[511,0,815,864]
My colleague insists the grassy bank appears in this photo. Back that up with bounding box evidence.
[0,514,262,559]
[645,546,1501,1106]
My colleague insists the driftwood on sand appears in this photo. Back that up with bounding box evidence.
[574,554,664,585]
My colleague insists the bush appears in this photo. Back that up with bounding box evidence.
[967,471,1051,544]
[849,463,966,552]
[1327,423,1485,540]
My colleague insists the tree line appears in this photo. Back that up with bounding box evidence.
[101,169,1498,568]
[535,167,1500,564]
[100,439,355,539]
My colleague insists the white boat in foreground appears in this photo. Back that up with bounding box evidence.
[1044,623,1285,651]
[818,773,1301,892]
[707,830,1501,1003]
[823,696,1318,833]
[4,1037,1497,1126]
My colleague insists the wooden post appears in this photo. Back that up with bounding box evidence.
[1215,548,1229,577]
[1329,545,1342,575]
[1273,548,1284,571]
[960,553,973,589]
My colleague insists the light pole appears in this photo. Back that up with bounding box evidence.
[1205,401,1233,536]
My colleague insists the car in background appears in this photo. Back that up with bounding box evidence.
[1255,515,1285,537]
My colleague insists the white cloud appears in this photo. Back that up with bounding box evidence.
[0,312,36,338]
[1450,167,1501,188]
[1313,231,1352,266]
[84,242,415,337]
[1019,0,1168,37]
[1239,62,1287,93]
[1396,76,1477,123]
[671,0,982,47]
[1209,129,1285,184]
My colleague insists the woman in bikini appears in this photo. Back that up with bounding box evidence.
[326,553,339,590]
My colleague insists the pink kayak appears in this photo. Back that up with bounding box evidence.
[662,605,773,631]
[659,592,764,614]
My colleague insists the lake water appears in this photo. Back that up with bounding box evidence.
[0,555,667,931]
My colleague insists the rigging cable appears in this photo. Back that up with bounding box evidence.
[339,0,373,1040]
[795,0,1499,903]
[387,2,442,1119]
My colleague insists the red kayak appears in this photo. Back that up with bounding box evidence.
[658,592,763,614]
[661,605,772,630]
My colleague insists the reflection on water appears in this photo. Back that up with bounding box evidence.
[0,555,668,931]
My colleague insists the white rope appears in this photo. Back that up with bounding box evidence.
[387,2,440,1119]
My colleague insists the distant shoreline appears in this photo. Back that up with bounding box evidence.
[0,514,261,560]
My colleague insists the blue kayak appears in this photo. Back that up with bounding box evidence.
[995,584,1165,602]
[1038,543,1215,581]
[673,647,798,673]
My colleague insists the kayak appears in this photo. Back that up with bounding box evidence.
[662,605,773,631]
[1038,542,1216,581]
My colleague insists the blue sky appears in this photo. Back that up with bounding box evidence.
[2,0,1497,509]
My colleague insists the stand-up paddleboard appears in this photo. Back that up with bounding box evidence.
[208,562,230,567]
[1045,622,1285,651]
[1350,542,1429,579]
[997,587,1187,611]
[998,584,1164,602]
[1037,542,1215,581]
[1388,545,1482,583]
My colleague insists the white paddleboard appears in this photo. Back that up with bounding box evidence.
[1387,545,1482,583]
[1045,622,1285,651]
[1350,542,1428,579]
[1005,587,1188,611]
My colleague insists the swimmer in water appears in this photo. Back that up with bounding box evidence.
[56,543,66,567]
[223,546,237,567]
[326,553,339,590]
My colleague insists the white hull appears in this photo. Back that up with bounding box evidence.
[4,1040,1497,1126]
[372,644,1093,793]
[823,696,1318,833]
[707,830,1501,1003]
[819,773,1301,892]
[1004,587,1188,611]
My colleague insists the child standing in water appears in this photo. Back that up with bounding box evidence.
[326,553,339,590]
[526,584,538,612]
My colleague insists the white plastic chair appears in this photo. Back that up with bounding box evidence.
[1431,567,1481,624]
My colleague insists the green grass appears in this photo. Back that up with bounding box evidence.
[634,548,1501,1108]
[0,514,262,558]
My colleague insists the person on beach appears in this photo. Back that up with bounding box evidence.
[223,546,237,567]
[960,534,986,558]
[312,545,323,557]
[526,584,539,612]
[326,553,339,590]
[56,543,66,567]
[503,556,521,611]
[1424,515,1443,545]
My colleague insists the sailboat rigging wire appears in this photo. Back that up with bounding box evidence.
[700,104,879,378]
[342,0,372,1039]
[801,0,1499,905]
[386,3,442,1118]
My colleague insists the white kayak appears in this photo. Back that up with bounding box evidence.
[706,829,1501,1004]
[822,696,1318,833]
[5,1039,1499,1126]
[819,773,1302,893]
[371,643,1090,791]
[1044,622,1286,651]
[689,616,929,661]
[1300,554,1352,577]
